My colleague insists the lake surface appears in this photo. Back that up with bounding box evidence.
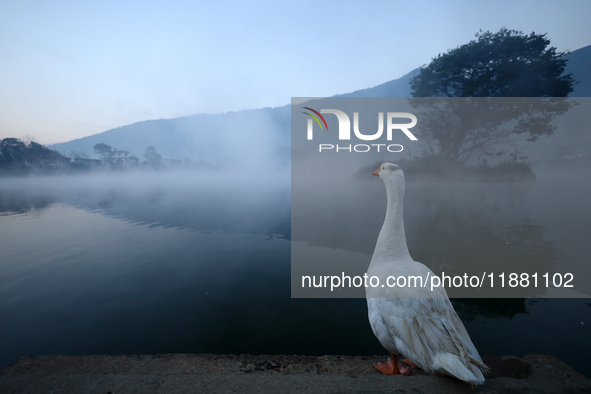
[292,167,591,298]
[1,170,590,376]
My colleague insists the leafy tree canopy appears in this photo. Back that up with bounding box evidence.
[93,143,112,160]
[144,146,162,162]
[1,138,68,168]
[408,29,576,163]
[411,28,574,98]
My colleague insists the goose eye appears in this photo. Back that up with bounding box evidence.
[382,167,385,170]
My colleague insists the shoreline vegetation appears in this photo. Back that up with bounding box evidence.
[0,138,203,177]
[356,157,537,182]
[2,137,586,181]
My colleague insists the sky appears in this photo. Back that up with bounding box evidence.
[1,0,590,144]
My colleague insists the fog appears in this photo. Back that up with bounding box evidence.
[0,167,290,236]
[49,105,291,172]
[2,137,590,377]
[291,166,591,298]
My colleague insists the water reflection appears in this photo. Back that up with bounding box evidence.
[293,174,589,298]
[0,191,55,216]
[1,172,590,377]
[0,174,293,371]
[452,299,529,321]
[410,204,558,298]
[0,172,291,237]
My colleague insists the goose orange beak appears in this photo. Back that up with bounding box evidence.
[372,162,385,176]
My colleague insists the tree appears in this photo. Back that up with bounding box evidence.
[20,134,37,147]
[144,146,162,167]
[411,29,574,98]
[409,97,572,163]
[1,138,69,169]
[0,138,27,166]
[93,143,112,161]
[410,29,575,163]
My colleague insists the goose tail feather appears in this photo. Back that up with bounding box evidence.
[434,353,486,386]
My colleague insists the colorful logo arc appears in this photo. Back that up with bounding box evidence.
[302,107,329,131]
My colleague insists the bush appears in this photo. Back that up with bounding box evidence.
[357,156,534,180]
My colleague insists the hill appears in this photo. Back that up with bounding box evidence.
[564,45,591,97]
[49,45,591,162]
[334,68,419,98]
[50,106,291,166]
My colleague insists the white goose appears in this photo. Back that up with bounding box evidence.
[366,162,488,385]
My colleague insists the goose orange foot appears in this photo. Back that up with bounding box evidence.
[403,358,420,369]
[374,353,410,376]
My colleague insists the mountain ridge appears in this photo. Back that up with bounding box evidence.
[50,44,591,160]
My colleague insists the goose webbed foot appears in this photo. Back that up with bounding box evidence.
[374,353,410,376]
[403,358,420,369]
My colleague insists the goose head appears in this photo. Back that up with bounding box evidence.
[372,162,406,201]
[372,162,404,184]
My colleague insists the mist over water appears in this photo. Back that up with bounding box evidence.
[0,169,291,368]
[0,168,290,230]
[48,105,291,170]
[289,162,591,375]
[292,164,591,298]
[1,164,590,376]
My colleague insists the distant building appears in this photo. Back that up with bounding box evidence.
[38,156,71,167]
[109,150,138,166]
[110,149,129,160]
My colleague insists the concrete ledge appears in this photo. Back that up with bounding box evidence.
[1,354,589,393]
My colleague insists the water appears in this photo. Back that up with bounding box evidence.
[0,171,590,377]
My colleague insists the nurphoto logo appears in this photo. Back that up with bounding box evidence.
[302,108,418,153]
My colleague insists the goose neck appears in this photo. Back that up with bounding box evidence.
[373,178,411,261]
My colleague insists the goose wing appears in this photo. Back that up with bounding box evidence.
[372,295,488,383]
